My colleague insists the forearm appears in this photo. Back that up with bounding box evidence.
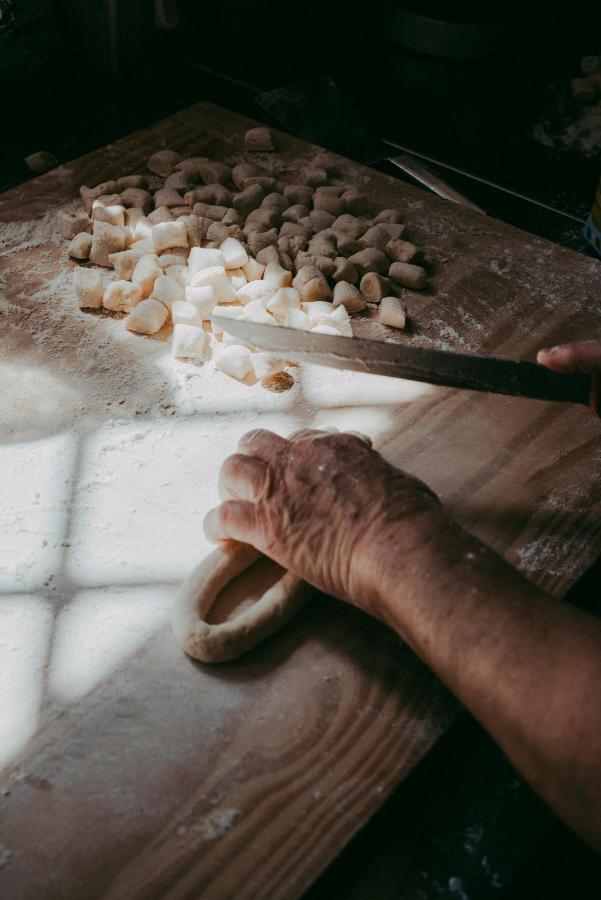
[370,513,601,850]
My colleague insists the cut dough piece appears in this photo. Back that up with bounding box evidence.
[171,323,208,360]
[210,303,244,334]
[132,254,163,297]
[220,237,248,269]
[263,261,292,290]
[236,279,274,306]
[59,210,92,238]
[389,261,427,290]
[151,220,188,253]
[228,268,247,291]
[379,296,407,329]
[239,300,276,326]
[109,248,144,279]
[92,199,125,227]
[189,246,226,275]
[185,284,217,319]
[267,287,300,321]
[172,300,203,327]
[172,542,311,663]
[332,280,365,312]
[284,307,310,330]
[74,267,103,309]
[214,345,254,381]
[24,150,58,173]
[242,257,266,282]
[68,232,93,260]
[192,266,236,302]
[244,126,275,152]
[103,280,143,313]
[150,274,185,309]
[89,221,128,267]
[165,264,190,288]
[124,299,168,334]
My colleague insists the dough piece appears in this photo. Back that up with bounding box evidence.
[108,248,144,279]
[192,265,236,302]
[236,279,274,306]
[282,204,310,224]
[164,171,191,191]
[175,156,210,178]
[284,184,314,207]
[292,266,331,302]
[379,296,407,329]
[67,232,93,260]
[124,299,168,334]
[147,149,181,177]
[360,225,391,252]
[373,209,404,225]
[150,274,185,309]
[151,220,188,253]
[119,188,152,213]
[262,192,288,212]
[59,209,92,238]
[125,207,146,230]
[103,280,143,313]
[347,248,389,277]
[284,307,311,330]
[246,207,281,230]
[171,323,208,360]
[244,126,276,152]
[228,268,247,291]
[252,352,289,380]
[311,324,340,336]
[332,280,365,312]
[179,213,205,248]
[332,257,359,284]
[389,261,427,290]
[185,284,217,319]
[332,214,366,239]
[214,346,254,382]
[24,150,58,173]
[233,185,264,218]
[301,167,328,187]
[232,162,263,190]
[89,221,128,267]
[132,254,163,297]
[267,287,300,321]
[188,184,232,206]
[239,300,276,326]
[220,237,248,269]
[154,188,184,209]
[386,239,419,264]
[315,304,353,336]
[189,246,226,275]
[341,190,369,215]
[197,161,231,185]
[80,181,120,214]
[158,250,188,268]
[92,200,125,227]
[360,272,393,303]
[313,192,345,217]
[74,267,103,309]
[263,261,292,290]
[148,206,174,225]
[165,264,190,288]
[304,300,335,325]
[171,300,203,327]
[242,257,265,281]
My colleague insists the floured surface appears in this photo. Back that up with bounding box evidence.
[1,102,601,900]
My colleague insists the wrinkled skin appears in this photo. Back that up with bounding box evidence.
[205,428,447,621]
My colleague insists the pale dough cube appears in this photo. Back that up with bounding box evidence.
[192,265,236,302]
[131,237,154,255]
[227,268,247,291]
[103,280,143,312]
[165,264,190,288]
[304,301,335,325]
[263,261,292,291]
[150,274,185,309]
[92,200,125,227]
[147,206,174,225]
[59,210,92,238]
[124,299,168,334]
[74,267,103,309]
[89,221,128,267]
[220,237,248,269]
[240,300,276,326]
[68,232,93,260]
[132,254,163,297]
[316,307,353,336]
[210,303,244,334]
[188,246,226,275]
[109,248,144,280]
[236,279,273,306]
[152,220,188,253]
[214,345,254,381]
[284,307,310,330]
[185,284,217,319]
[158,250,188,268]
[171,323,208,360]
[267,287,300,322]
[242,257,265,281]
[133,217,153,242]
[379,296,407,329]
[172,300,203,327]
[125,208,146,229]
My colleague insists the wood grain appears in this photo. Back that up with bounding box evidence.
[0,102,600,900]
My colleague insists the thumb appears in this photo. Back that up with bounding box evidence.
[536,340,601,375]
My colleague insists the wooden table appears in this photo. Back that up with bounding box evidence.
[1,103,600,900]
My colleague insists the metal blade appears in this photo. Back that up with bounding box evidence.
[212,317,591,406]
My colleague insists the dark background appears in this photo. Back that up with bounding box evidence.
[1,2,601,896]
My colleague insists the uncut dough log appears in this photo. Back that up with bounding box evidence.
[172,542,311,663]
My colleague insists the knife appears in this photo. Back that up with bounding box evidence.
[212,317,591,406]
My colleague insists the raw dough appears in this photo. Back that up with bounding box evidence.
[172,543,310,662]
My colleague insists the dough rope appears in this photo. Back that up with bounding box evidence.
[172,542,311,663]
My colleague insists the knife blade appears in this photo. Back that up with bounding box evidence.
[212,317,591,406]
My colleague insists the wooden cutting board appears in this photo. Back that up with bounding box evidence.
[1,102,601,900]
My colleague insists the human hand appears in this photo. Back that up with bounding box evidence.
[204,429,447,621]
[537,340,601,416]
